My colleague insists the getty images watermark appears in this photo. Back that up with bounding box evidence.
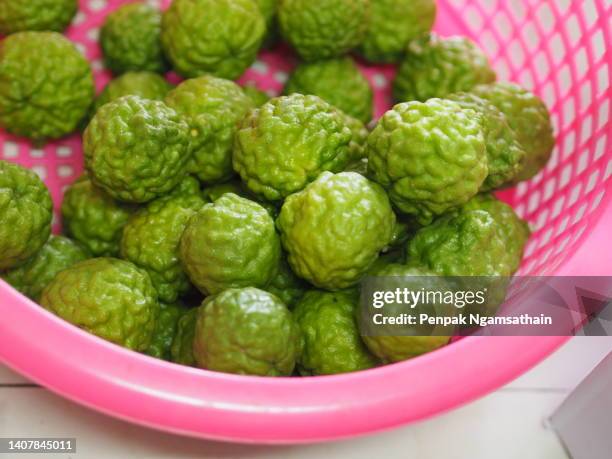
[359,276,612,337]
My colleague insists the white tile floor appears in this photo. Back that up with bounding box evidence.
[1,337,611,459]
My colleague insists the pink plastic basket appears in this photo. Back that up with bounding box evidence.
[0,0,610,444]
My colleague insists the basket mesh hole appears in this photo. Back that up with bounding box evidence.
[89,0,108,12]
[568,183,582,207]
[465,6,484,30]
[3,141,19,158]
[536,3,555,34]
[493,13,512,41]
[586,170,600,193]
[583,0,599,27]
[56,146,73,158]
[598,101,609,130]
[559,164,573,188]
[551,196,566,219]
[31,166,47,181]
[566,15,582,46]
[549,33,566,66]
[580,115,593,145]
[543,177,557,201]
[597,66,609,95]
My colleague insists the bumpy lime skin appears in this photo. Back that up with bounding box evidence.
[233,94,353,201]
[360,264,451,363]
[393,35,496,103]
[367,99,488,225]
[0,32,94,142]
[0,160,52,270]
[84,96,193,203]
[0,0,77,35]
[40,258,160,351]
[146,302,187,360]
[278,0,370,61]
[120,177,204,303]
[407,210,514,277]
[193,288,301,376]
[277,172,396,290]
[180,193,281,295]
[358,0,436,63]
[472,82,555,182]
[61,176,133,257]
[2,236,89,301]
[242,84,270,107]
[294,290,377,375]
[91,72,172,119]
[284,58,373,123]
[165,76,254,184]
[447,92,526,191]
[161,0,265,80]
[266,258,308,309]
[461,193,530,274]
[170,307,198,366]
[101,3,166,75]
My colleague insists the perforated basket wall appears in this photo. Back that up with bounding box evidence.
[1,0,610,277]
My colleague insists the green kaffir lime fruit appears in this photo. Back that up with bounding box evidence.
[0,160,52,270]
[193,288,301,376]
[0,32,94,142]
[165,76,254,184]
[447,92,526,191]
[180,193,281,295]
[2,236,88,301]
[277,172,396,290]
[284,58,373,123]
[472,82,555,182]
[170,307,198,366]
[100,3,166,75]
[233,94,353,201]
[61,176,133,257]
[0,0,77,35]
[91,72,172,120]
[294,290,377,375]
[266,258,308,309]
[360,264,451,363]
[358,0,436,63]
[461,193,530,274]
[367,98,487,225]
[120,177,204,303]
[40,258,159,351]
[278,0,370,61]
[242,84,270,107]
[393,34,496,103]
[84,95,193,203]
[161,0,265,80]
[146,302,187,361]
[407,209,513,276]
